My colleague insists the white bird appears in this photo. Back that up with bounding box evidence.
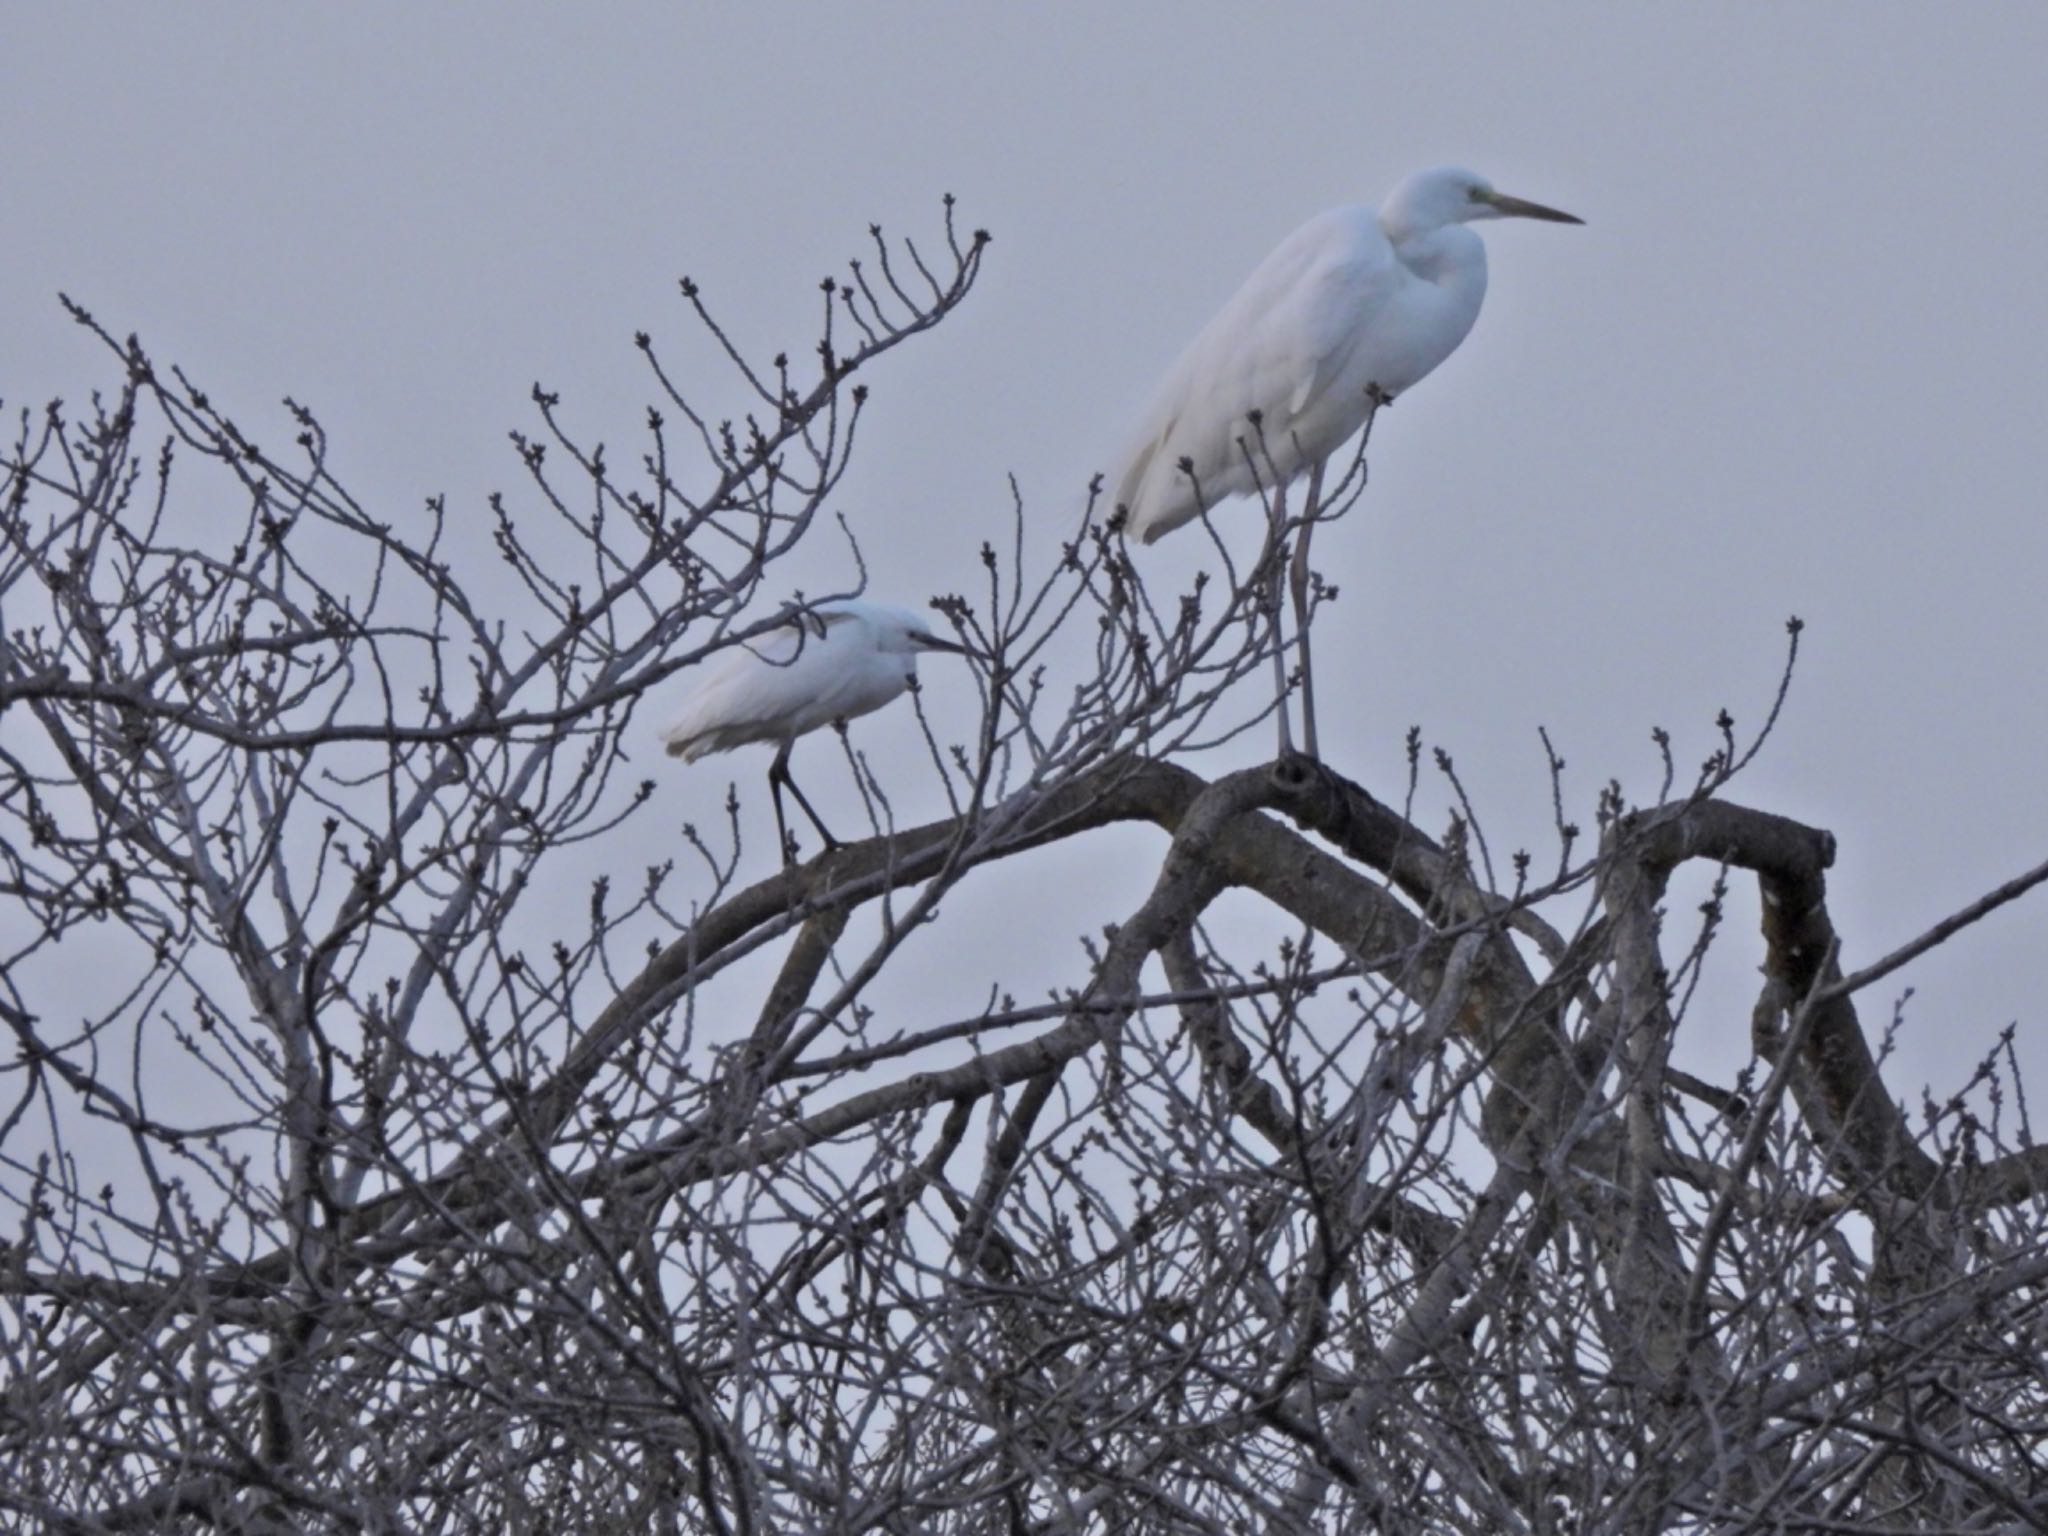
[1109,165,1582,754]
[660,599,970,861]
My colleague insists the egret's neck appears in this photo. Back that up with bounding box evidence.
[1387,224,1487,307]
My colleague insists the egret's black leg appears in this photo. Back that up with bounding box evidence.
[1290,459,1326,761]
[767,742,798,865]
[1267,478,1295,758]
[1287,388,1383,763]
[769,740,839,857]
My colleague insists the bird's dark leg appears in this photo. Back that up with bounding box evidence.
[1266,478,1295,757]
[768,740,838,860]
[1290,459,1325,761]
[1287,388,1383,762]
[767,742,797,864]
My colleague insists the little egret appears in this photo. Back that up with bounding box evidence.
[660,599,970,861]
[1108,165,1582,756]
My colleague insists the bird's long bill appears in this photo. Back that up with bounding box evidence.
[919,635,978,658]
[1484,190,1584,224]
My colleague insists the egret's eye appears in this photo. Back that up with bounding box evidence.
[1467,186,1486,202]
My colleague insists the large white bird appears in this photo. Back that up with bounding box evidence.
[1109,165,1581,753]
[660,599,970,860]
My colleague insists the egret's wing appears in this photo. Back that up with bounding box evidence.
[658,610,860,759]
[1112,207,1399,542]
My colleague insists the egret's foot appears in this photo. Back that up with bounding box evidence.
[782,830,844,867]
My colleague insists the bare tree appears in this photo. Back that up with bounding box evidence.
[4,203,2048,1535]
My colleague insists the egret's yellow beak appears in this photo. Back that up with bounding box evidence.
[1482,189,1584,224]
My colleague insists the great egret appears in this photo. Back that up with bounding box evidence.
[1109,165,1582,755]
[660,599,970,861]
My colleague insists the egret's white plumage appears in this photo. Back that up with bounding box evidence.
[660,600,947,761]
[661,598,966,859]
[1111,166,1582,544]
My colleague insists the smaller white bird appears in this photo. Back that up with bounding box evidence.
[660,598,971,861]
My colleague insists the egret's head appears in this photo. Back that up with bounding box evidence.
[872,605,973,659]
[1382,166,1583,241]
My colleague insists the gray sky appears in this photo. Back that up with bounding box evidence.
[7,4,2046,1099]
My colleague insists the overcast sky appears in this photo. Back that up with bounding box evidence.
[7,5,2046,1101]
